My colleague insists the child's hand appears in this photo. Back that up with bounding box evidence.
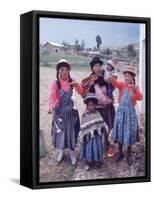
[129,84,136,92]
[107,76,114,82]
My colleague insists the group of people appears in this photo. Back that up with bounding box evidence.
[48,56,143,170]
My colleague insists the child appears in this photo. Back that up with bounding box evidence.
[109,66,143,165]
[79,93,109,170]
[104,58,118,100]
[48,59,83,165]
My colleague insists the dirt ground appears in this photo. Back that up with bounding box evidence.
[39,66,145,183]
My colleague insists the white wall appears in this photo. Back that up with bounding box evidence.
[0,0,153,199]
[139,24,146,114]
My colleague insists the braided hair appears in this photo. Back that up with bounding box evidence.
[56,70,73,89]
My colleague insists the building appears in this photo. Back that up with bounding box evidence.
[42,41,76,55]
[42,41,65,55]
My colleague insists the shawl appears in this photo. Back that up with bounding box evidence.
[78,110,109,142]
[81,70,106,97]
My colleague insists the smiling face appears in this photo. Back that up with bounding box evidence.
[124,72,134,84]
[58,66,70,80]
[92,63,102,75]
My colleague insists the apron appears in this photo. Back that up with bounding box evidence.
[112,88,137,145]
[51,87,80,150]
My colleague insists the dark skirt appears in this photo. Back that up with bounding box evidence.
[97,103,115,131]
[51,108,80,150]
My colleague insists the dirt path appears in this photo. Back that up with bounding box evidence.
[39,66,145,183]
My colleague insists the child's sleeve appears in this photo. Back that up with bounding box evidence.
[110,77,123,90]
[48,80,59,109]
[134,86,143,100]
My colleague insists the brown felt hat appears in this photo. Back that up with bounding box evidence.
[123,65,136,77]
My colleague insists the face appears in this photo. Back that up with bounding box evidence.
[58,66,70,80]
[124,72,134,84]
[87,101,96,112]
[92,63,102,74]
[106,65,114,71]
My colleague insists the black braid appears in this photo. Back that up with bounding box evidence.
[133,77,136,85]
[68,73,73,90]
[56,71,73,89]
[56,71,61,89]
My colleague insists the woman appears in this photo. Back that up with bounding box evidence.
[48,59,83,165]
[81,57,115,145]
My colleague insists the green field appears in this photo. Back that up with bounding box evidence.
[40,54,106,68]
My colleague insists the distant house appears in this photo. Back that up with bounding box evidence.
[42,41,77,55]
[42,41,65,55]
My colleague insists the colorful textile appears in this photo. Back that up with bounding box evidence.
[79,110,108,162]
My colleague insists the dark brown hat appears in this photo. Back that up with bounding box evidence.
[90,56,103,68]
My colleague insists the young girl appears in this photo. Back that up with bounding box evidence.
[79,93,108,170]
[109,66,143,165]
[48,59,83,165]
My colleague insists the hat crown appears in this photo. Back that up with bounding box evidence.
[90,56,103,67]
[56,59,70,65]
[107,58,117,68]
[92,56,102,62]
[56,59,71,70]
[123,65,136,76]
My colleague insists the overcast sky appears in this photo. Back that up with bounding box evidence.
[39,17,141,48]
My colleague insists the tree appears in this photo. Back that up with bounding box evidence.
[93,46,98,51]
[105,48,112,55]
[75,39,80,51]
[96,35,102,50]
[104,48,112,59]
[127,44,137,63]
[62,41,69,46]
[75,38,79,46]
[80,39,85,51]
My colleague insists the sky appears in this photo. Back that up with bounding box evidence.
[39,17,141,48]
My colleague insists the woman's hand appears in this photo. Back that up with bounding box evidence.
[70,81,78,88]
[107,99,113,104]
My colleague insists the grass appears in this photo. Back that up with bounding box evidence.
[40,54,94,68]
